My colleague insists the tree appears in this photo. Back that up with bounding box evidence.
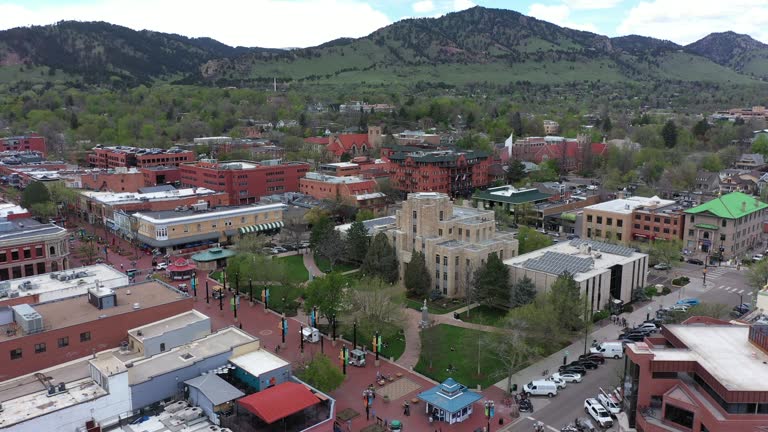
[309,214,333,249]
[517,226,553,254]
[361,233,399,283]
[505,159,526,184]
[303,272,347,323]
[482,319,539,393]
[601,116,612,133]
[404,251,431,298]
[316,229,347,271]
[512,276,537,307]
[699,153,723,172]
[751,134,768,157]
[510,111,523,137]
[692,119,710,138]
[473,252,510,307]
[346,277,404,327]
[355,209,375,222]
[493,206,513,228]
[280,217,305,250]
[21,181,51,209]
[661,120,678,148]
[549,272,584,332]
[304,207,330,227]
[48,182,79,217]
[78,242,98,265]
[747,259,768,293]
[648,239,682,267]
[296,354,344,393]
[345,221,369,265]
[233,235,269,255]
[30,202,56,219]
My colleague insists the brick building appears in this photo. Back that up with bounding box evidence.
[303,127,383,159]
[510,135,607,172]
[79,168,146,192]
[631,200,686,242]
[0,214,69,281]
[140,166,181,187]
[384,148,492,197]
[179,159,310,204]
[0,280,192,380]
[0,135,46,156]
[582,196,678,245]
[624,321,768,431]
[384,192,518,297]
[299,173,386,215]
[88,146,196,169]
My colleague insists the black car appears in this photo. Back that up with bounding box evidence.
[733,303,751,315]
[574,359,599,369]
[578,353,606,364]
[687,258,705,265]
[559,364,587,375]
[618,332,646,342]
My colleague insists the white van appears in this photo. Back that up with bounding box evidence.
[590,341,624,359]
[523,380,558,397]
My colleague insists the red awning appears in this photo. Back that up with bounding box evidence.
[167,258,196,272]
[238,382,320,424]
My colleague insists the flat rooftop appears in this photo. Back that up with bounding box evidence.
[82,187,218,204]
[585,195,676,214]
[230,348,289,377]
[504,239,645,281]
[0,357,92,401]
[652,325,768,392]
[120,409,217,432]
[0,203,27,218]
[128,310,209,340]
[1,264,128,303]
[0,281,187,342]
[304,172,370,184]
[128,327,256,385]
[134,203,285,224]
[0,219,65,244]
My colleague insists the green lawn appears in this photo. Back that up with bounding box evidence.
[405,298,467,315]
[261,285,303,316]
[210,270,223,283]
[415,324,505,389]
[276,255,310,283]
[313,254,359,273]
[338,322,405,361]
[458,305,507,326]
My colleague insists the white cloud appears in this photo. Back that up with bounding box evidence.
[528,3,599,33]
[618,0,768,44]
[452,0,476,12]
[412,0,435,13]
[561,0,623,9]
[0,0,392,48]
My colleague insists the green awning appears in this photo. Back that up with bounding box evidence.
[238,221,285,235]
[694,223,719,230]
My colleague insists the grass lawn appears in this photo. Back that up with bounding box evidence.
[314,254,359,273]
[405,297,466,315]
[276,255,310,283]
[261,285,303,316]
[338,322,405,361]
[415,324,504,389]
[210,270,223,283]
[458,305,508,326]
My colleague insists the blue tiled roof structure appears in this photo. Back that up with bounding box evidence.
[417,378,482,413]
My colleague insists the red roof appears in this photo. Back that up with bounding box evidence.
[238,382,320,424]
[327,134,369,157]
[167,258,196,272]
[304,137,329,145]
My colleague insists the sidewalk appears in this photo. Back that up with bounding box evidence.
[493,279,704,392]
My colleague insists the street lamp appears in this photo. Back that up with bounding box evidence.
[484,400,495,432]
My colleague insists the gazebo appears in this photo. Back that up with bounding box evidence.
[191,247,236,272]
[166,258,196,280]
[417,378,482,424]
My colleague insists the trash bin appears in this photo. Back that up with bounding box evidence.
[453,312,459,319]
[511,384,518,391]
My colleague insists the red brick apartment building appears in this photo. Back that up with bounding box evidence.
[0,281,192,380]
[0,216,69,281]
[88,146,196,169]
[624,320,768,432]
[630,203,686,241]
[79,169,146,192]
[384,147,492,197]
[299,173,386,215]
[180,160,310,204]
[140,166,181,187]
[0,135,47,156]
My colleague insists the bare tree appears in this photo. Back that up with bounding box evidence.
[281,216,306,250]
[316,229,347,271]
[482,318,539,394]
[462,261,476,318]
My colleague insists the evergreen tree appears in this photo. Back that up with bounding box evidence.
[473,252,510,307]
[510,111,523,137]
[549,272,584,332]
[506,159,526,184]
[692,118,710,138]
[21,181,51,210]
[661,120,678,148]
[345,220,369,265]
[512,276,537,307]
[601,116,612,132]
[404,251,431,298]
[361,233,399,283]
[309,215,333,249]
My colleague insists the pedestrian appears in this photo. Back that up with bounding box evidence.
[346,419,352,432]
[371,408,376,422]
[120,263,124,270]
[365,405,370,420]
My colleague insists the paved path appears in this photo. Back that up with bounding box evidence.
[303,251,325,278]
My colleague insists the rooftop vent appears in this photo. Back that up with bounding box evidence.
[133,303,141,310]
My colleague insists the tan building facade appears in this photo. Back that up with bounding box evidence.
[134,204,285,252]
[386,192,518,297]
[582,196,676,245]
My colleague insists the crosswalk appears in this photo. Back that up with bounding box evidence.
[703,266,732,279]
[715,285,747,294]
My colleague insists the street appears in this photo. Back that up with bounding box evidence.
[505,359,623,432]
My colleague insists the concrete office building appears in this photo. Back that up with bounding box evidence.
[386,192,518,297]
[582,196,677,245]
[504,239,648,310]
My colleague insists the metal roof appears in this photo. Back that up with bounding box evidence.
[185,374,244,405]
[522,251,593,275]
[569,239,634,257]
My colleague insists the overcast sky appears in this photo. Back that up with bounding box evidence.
[0,0,766,48]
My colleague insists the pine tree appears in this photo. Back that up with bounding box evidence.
[511,111,523,137]
[661,120,678,148]
[345,221,369,265]
[512,276,537,307]
[404,251,431,298]
[506,159,526,183]
[549,272,584,332]
[361,233,398,283]
[473,252,510,307]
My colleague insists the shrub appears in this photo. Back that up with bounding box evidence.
[644,286,658,298]
[592,310,610,323]
[672,276,690,286]
[661,286,671,295]
[623,304,634,313]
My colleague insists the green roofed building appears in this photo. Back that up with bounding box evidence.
[472,185,552,224]
[683,192,768,261]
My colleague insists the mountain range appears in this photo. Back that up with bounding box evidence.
[1,7,767,88]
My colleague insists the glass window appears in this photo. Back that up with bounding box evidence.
[11,250,18,260]
[587,215,593,223]
[617,220,623,227]
[664,404,694,429]
[80,332,91,342]
[35,246,43,257]
[607,218,612,226]
[9,348,21,360]
[58,337,69,348]
[722,219,727,227]
[23,249,31,259]
[0,251,6,263]
[412,211,417,219]
[436,255,440,264]
[439,211,444,221]
[34,343,46,353]
[596,216,603,224]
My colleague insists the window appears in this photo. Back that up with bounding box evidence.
[439,211,444,221]
[722,219,727,227]
[654,217,660,223]
[34,343,46,353]
[35,246,43,257]
[606,218,613,226]
[596,216,602,224]
[664,404,694,429]
[663,228,670,234]
[50,246,56,256]
[443,256,448,265]
[664,218,671,224]
[80,332,91,342]
[458,228,462,235]
[435,269,439,279]
[455,256,459,265]
[635,214,641,220]
[653,227,660,232]
[58,337,69,348]
[412,211,417,219]
[645,216,651,221]
[160,343,166,352]
[438,229,443,236]
[616,233,622,241]
[36,262,45,274]
[412,225,417,234]
[688,229,694,236]
[0,251,5,263]
[23,248,31,259]
[690,215,695,223]
[644,225,650,231]
[652,371,677,379]
[436,255,440,264]
[11,250,18,261]
[9,348,21,360]
[720,234,726,241]
[634,224,641,229]
[587,215,593,223]
[617,220,623,228]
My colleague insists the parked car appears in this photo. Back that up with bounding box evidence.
[635,322,658,333]
[584,398,613,428]
[566,234,580,240]
[643,318,663,327]
[572,359,599,370]
[733,303,751,315]
[273,246,288,253]
[559,364,587,376]
[653,263,671,270]
[552,372,582,383]
[597,393,622,416]
[522,380,558,397]
[545,376,567,389]
[155,262,168,270]
[618,332,645,342]
[687,258,704,265]
[590,341,625,359]
[578,353,606,364]
[676,298,700,307]
[753,254,765,261]
[670,304,690,312]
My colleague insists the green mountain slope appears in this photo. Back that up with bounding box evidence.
[685,31,768,80]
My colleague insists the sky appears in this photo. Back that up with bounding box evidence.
[0,0,767,49]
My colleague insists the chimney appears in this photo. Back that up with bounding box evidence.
[742,201,747,212]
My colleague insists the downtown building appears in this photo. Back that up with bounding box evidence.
[0,135,47,156]
[0,206,70,281]
[88,146,196,169]
[582,196,682,245]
